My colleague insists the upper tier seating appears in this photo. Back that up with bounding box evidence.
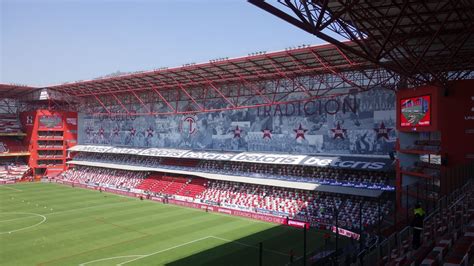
[0,114,22,133]
[200,160,391,186]
[160,158,200,167]
[74,153,161,167]
[73,152,393,187]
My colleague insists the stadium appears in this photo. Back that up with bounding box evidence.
[1,1,473,265]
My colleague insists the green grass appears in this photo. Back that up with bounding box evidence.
[0,183,344,266]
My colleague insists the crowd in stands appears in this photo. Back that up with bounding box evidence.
[73,153,162,167]
[0,114,22,133]
[61,166,148,190]
[0,161,30,181]
[58,164,392,231]
[72,152,393,187]
[196,180,391,230]
[137,174,207,198]
[199,161,392,186]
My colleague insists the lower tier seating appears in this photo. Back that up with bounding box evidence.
[0,161,30,181]
[61,166,147,190]
[136,174,206,198]
[196,179,391,230]
[60,166,391,231]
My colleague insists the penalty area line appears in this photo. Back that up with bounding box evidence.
[117,236,214,265]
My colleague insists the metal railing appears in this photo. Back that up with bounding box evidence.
[359,178,473,265]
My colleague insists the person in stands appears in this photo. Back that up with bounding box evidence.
[411,202,425,249]
[324,232,331,248]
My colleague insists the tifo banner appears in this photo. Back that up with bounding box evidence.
[78,89,396,155]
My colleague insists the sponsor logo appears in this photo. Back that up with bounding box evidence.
[139,148,190,158]
[79,146,112,153]
[231,153,306,165]
[217,208,232,215]
[107,147,142,154]
[73,145,391,171]
[302,157,386,170]
[180,115,198,136]
[331,226,360,240]
[288,220,308,228]
[181,151,236,161]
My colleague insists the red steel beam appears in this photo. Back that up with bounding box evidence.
[169,75,204,112]
[92,94,111,114]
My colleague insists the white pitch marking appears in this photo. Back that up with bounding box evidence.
[45,201,132,217]
[0,215,40,223]
[117,236,213,265]
[0,212,46,235]
[78,255,144,266]
[82,235,288,266]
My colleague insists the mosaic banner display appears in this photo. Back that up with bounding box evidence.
[78,89,396,155]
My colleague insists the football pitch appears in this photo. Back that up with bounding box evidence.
[0,183,344,266]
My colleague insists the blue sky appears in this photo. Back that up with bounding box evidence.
[1,0,331,87]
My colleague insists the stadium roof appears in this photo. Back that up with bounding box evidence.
[0,84,39,98]
[45,42,382,97]
[249,0,474,84]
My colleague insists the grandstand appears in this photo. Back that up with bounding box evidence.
[0,111,31,184]
[1,1,474,265]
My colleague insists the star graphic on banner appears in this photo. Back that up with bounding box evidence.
[98,127,105,136]
[331,123,347,139]
[262,128,272,140]
[294,124,308,140]
[130,128,136,136]
[374,122,392,140]
[233,126,242,138]
[146,127,154,138]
